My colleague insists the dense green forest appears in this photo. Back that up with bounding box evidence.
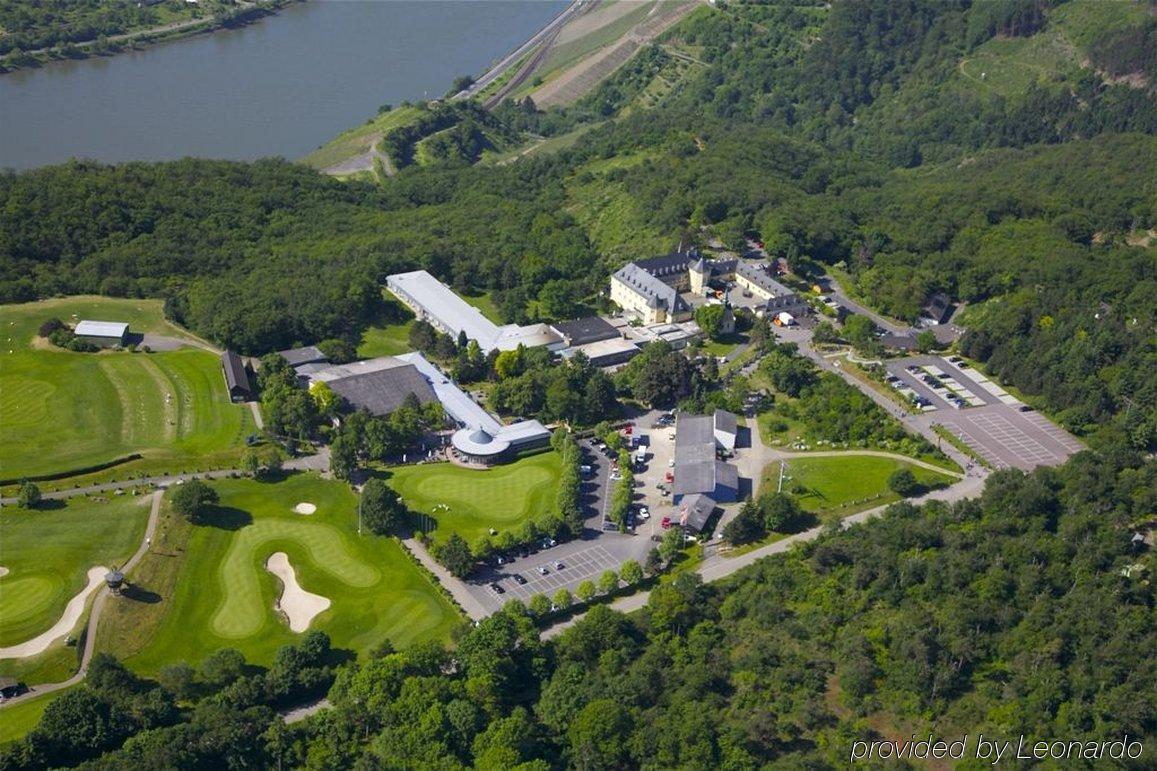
[3,450,1151,769]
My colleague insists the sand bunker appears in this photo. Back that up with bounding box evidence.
[293,502,317,515]
[0,566,106,659]
[0,566,8,578]
[266,552,330,633]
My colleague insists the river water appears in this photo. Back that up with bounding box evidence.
[0,0,566,170]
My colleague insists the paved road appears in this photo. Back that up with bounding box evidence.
[0,491,165,706]
[825,274,913,337]
[454,0,588,101]
[542,470,988,639]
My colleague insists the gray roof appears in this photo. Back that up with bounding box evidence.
[635,253,694,276]
[75,320,128,338]
[613,263,690,315]
[675,413,739,497]
[314,357,437,416]
[386,270,562,352]
[714,409,737,441]
[278,345,328,367]
[679,494,716,532]
[221,351,251,393]
[550,316,620,346]
[735,261,795,297]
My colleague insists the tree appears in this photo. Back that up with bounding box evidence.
[438,533,474,578]
[263,446,283,475]
[529,593,552,617]
[360,478,405,535]
[17,480,41,509]
[644,548,662,575]
[659,526,684,565]
[169,479,218,524]
[567,699,631,770]
[199,648,246,689]
[576,580,596,603]
[916,329,938,353]
[722,498,765,545]
[695,304,728,340]
[309,381,340,415]
[759,491,808,533]
[598,569,619,595]
[552,588,573,611]
[330,431,359,481]
[240,448,261,478]
[619,560,643,585]
[888,468,920,496]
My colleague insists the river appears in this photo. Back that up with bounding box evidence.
[0,0,567,171]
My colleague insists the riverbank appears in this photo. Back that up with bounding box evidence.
[0,0,297,75]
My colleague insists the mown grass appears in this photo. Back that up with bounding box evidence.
[764,454,955,517]
[95,474,461,674]
[0,495,150,648]
[0,686,74,746]
[383,453,561,549]
[357,320,414,358]
[459,290,505,324]
[0,297,251,483]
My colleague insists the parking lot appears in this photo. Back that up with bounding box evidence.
[896,356,1084,471]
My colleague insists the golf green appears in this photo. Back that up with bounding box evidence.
[97,474,460,673]
[385,452,562,547]
[0,297,252,481]
[0,495,150,648]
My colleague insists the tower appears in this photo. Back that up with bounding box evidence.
[689,256,709,294]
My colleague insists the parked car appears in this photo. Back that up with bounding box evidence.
[553,560,564,570]
[537,565,549,575]
[579,464,593,475]
[660,517,672,529]
[1018,404,1034,412]
[490,583,505,595]
[513,574,527,585]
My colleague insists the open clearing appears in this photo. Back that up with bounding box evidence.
[0,297,252,482]
[385,452,562,548]
[300,105,423,172]
[763,455,956,517]
[95,474,459,673]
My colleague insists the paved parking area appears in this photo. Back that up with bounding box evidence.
[899,356,1083,471]
[499,544,622,602]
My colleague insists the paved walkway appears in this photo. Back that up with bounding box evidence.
[0,491,165,706]
[401,538,489,621]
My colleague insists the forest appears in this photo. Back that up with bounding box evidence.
[3,447,1151,769]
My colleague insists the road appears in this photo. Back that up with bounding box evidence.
[542,469,988,639]
[825,274,913,337]
[454,0,589,102]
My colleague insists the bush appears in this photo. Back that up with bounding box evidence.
[888,468,920,496]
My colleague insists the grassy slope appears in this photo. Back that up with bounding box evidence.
[300,106,424,170]
[384,453,561,549]
[95,474,460,674]
[565,151,671,259]
[762,454,955,517]
[0,297,251,482]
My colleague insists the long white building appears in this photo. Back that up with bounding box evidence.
[386,270,563,353]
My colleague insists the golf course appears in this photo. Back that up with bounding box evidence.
[384,452,562,547]
[94,474,460,673]
[0,495,151,684]
[0,296,253,482]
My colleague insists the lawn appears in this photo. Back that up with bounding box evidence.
[0,686,74,746]
[762,454,956,517]
[0,495,150,649]
[459,290,504,324]
[0,297,252,482]
[384,452,562,548]
[357,320,414,358]
[94,474,460,674]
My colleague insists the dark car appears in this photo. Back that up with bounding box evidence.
[1018,404,1034,412]
[489,583,505,594]
[512,574,527,585]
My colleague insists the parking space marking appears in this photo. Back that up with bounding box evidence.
[502,544,621,601]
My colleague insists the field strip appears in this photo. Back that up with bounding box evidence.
[0,566,106,659]
[137,355,180,442]
[98,358,149,446]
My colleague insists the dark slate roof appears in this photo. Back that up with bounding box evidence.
[736,260,795,296]
[550,316,620,346]
[278,345,328,367]
[221,351,251,393]
[715,460,739,491]
[635,253,694,276]
[679,494,717,532]
[613,263,690,315]
[324,364,437,417]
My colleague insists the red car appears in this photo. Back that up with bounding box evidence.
[660,517,672,529]
[623,425,633,435]
[665,471,674,482]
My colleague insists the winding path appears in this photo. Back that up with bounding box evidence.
[0,491,164,705]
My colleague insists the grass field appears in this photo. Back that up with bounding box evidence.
[95,474,460,673]
[357,320,414,358]
[384,453,562,548]
[763,455,955,517]
[0,686,72,746]
[0,297,252,482]
[0,495,150,649]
